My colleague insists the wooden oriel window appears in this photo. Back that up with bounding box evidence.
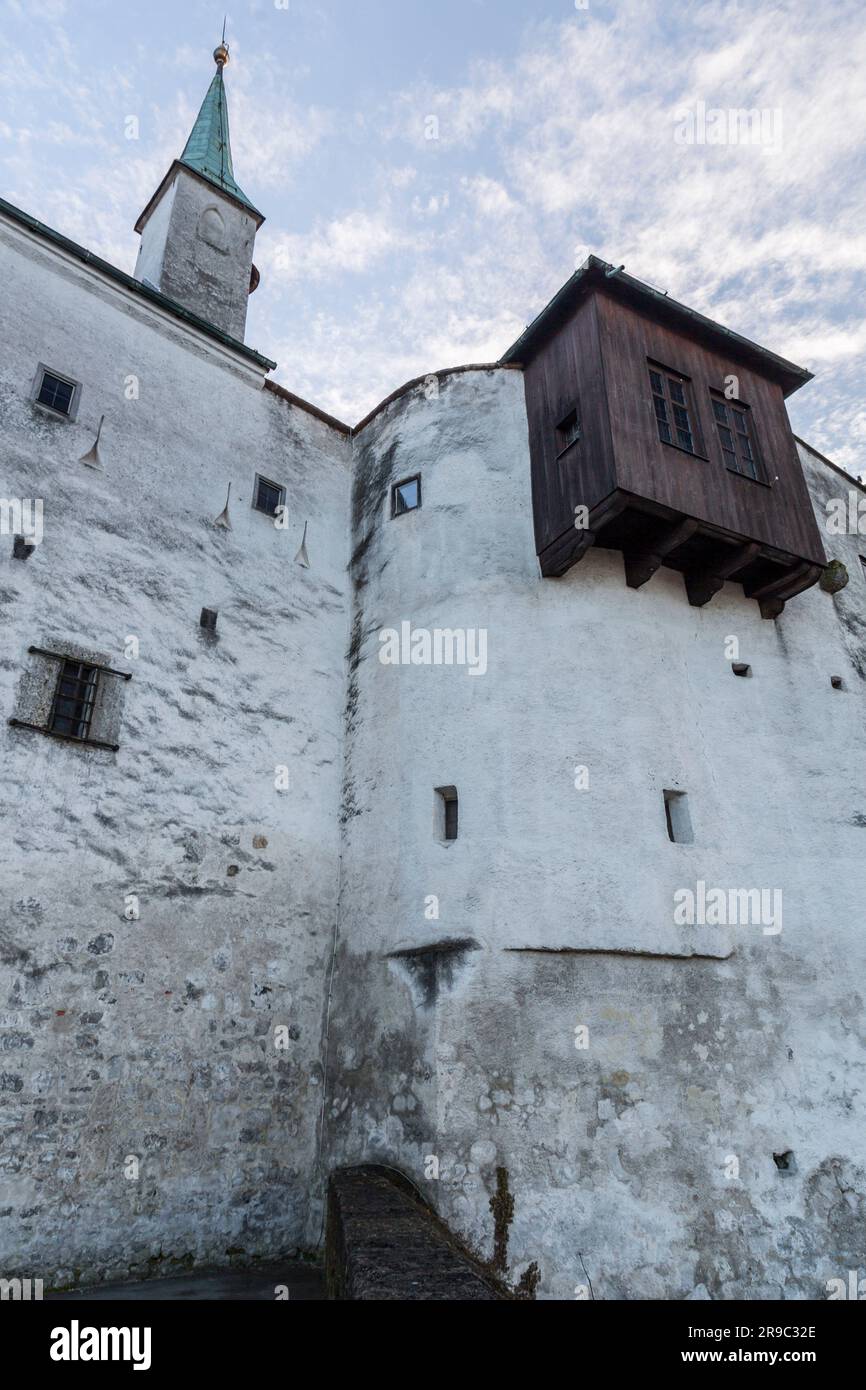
[648,363,699,455]
[711,395,765,482]
[48,659,100,741]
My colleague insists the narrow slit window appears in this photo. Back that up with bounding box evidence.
[48,659,100,741]
[252,474,286,517]
[663,789,693,844]
[648,363,700,455]
[391,475,421,516]
[711,395,764,482]
[435,785,458,841]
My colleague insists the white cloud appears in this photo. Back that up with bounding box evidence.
[2,0,863,452]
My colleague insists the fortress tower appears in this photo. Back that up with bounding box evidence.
[0,40,864,1300]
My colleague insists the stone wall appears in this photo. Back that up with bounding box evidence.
[325,367,866,1299]
[2,198,864,1300]
[0,209,351,1286]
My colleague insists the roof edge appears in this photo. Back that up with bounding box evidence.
[501,256,813,398]
[0,195,276,371]
[264,379,351,435]
[134,160,265,234]
[794,434,866,494]
[351,362,522,436]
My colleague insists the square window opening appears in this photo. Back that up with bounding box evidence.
[556,407,581,455]
[392,475,421,517]
[253,474,286,517]
[35,367,77,418]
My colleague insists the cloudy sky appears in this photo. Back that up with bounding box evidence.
[1,0,863,472]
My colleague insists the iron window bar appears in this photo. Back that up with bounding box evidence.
[7,647,131,752]
[8,719,120,753]
[26,646,133,680]
[49,659,99,740]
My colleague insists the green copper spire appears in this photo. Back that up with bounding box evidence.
[179,42,262,218]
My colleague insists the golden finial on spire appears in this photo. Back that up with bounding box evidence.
[214,15,229,68]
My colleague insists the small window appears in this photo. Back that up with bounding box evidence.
[34,366,78,418]
[435,785,458,841]
[49,659,100,741]
[391,476,421,517]
[648,363,700,455]
[252,474,286,517]
[556,407,581,455]
[711,394,764,482]
[663,789,693,844]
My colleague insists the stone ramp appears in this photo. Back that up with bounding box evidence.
[326,1164,507,1300]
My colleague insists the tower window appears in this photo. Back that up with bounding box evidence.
[49,659,100,741]
[252,474,286,516]
[34,366,79,419]
[711,395,765,482]
[648,363,700,455]
[391,476,421,516]
[663,789,693,844]
[556,407,581,455]
[435,786,458,841]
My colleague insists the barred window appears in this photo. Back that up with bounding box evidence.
[49,659,100,740]
[9,645,130,752]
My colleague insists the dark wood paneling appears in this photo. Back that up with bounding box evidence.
[595,291,826,566]
[522,293,616,555]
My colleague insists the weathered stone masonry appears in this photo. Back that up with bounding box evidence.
[1,46,864,1298]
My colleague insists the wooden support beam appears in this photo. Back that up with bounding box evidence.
[539,491,628,578]
[624,517,698,590]
[684,542,760,608]
[746,561,822,619]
